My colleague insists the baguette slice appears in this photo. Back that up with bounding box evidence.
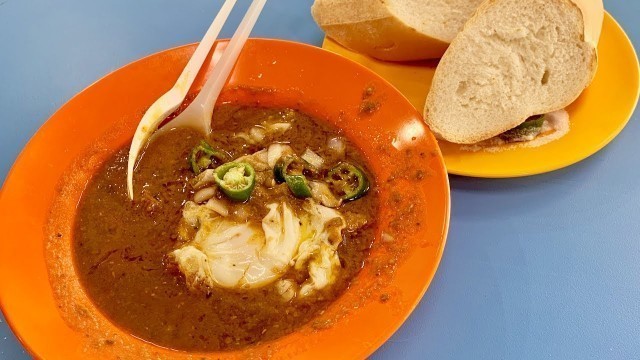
[424,0,604,144]
[311,0,486,61]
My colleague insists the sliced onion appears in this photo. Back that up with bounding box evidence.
[327,137,346,156]
[234,149,269,170]
[268,123,292,132]
[193,186,217,203]
[254,148,269,165]
[205,198,229,217]
[301,148,324,169]
[234,132,252,143]
[191,169,216,189]
[275,279,297,302]
[267,143,293,168]
[249,126,266,144]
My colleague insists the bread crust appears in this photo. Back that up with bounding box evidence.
[312,0,451,61]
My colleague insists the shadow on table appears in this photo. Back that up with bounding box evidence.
[447,146,612,220]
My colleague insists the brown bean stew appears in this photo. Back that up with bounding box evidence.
[73,105,379,351]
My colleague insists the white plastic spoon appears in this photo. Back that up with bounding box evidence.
[158,0,268,134]
[127,0,267,199]
[125,0,239,200]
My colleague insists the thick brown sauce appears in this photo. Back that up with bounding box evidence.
[73,105,378,351]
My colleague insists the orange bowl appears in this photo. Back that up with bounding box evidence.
[0,39,450,359]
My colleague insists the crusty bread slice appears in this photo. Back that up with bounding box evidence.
[311,0,486,61]
[424,0,603,144]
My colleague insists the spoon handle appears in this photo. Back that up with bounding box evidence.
[175,0,239,97]
[196,0,268,135]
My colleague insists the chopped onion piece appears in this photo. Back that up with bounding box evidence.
[301,148,324,169]
[205,198,229,217]
[267,143,293,168]
[327,137,346,156]
[309,181,342,208]
[275,279,297,302]
[263,177,276,188]
[268,123,292,132]
[193,186,217,204]
[235,149,269,171]
[191,169,216,189]
[255,148,269,164]
[234,132,252,143]
[249,126,266,144]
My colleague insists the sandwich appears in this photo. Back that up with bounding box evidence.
[424,0,604,146]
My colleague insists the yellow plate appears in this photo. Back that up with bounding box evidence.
[323,12,640,178]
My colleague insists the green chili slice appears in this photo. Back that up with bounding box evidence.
[189,140,228,174]
[519,115,545,129]
[285,175,313,198]
[499,115,545,142]
[274,155,313,198]
[213,162,256,202]
[273,155,293,184]
[326,162,369,201]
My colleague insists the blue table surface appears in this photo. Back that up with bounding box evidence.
[1,0,638,359]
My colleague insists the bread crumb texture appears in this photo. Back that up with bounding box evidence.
[425,0,597,144]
